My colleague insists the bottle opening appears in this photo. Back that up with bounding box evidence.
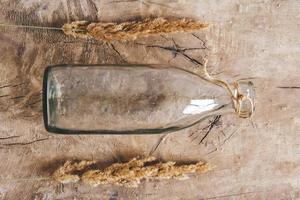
[232,81,255,118]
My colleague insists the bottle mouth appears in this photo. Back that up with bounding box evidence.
[232,81,255,118]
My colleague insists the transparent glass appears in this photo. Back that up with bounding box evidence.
[43,64,254,134]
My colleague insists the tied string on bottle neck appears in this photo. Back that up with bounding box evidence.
[202,60,255,118]
[231,81,255,118]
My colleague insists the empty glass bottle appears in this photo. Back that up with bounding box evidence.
[43,64,254,134]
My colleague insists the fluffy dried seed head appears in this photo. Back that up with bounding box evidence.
[52,160,96,184]
[62,18,208,42]
[52,157,211,187]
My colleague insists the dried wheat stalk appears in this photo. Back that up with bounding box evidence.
[52,160,96,184]
[53,157,211,187]
[62,18,208,42]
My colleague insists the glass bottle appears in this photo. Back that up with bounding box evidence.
[43,64,254,134]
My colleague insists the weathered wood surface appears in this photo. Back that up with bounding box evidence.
[0,0,299,199]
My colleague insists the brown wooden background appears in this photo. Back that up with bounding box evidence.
[0,0,299,199]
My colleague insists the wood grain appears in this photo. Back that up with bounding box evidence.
[0,0,299,199]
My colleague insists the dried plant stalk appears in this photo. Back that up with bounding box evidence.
[62,18,208,42]
[52,160,96,184]
[52,157,211,187]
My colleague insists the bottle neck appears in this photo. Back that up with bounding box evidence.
[230,81,255,118]
[199,61,255,118]
[201,75,255,118]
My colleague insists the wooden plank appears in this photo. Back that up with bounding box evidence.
[0,0,299,199]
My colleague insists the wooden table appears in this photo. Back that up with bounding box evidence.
[0,0,299,199]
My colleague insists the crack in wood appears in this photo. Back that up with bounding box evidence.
[141,0,173,9]
[202,190,263,200]
[0,135,21,140]
[107,42,125,62]
[10,95,26,100]
[189,115,222,144]
[108,0,138,3]
[2,138,49,147]
[26,99,41,106]
[135,37,205,66]
[218,127,240,148]
[191,33,208,49]
[148,133,169,156]
[0,82,28,89]
[198,115,222,144]
[277,86,300,89]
